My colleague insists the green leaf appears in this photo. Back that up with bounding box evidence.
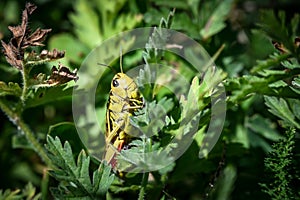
[232,123,249,149]
[0,81,22,97]
[246,114,283,142]
[95,0,126,14]
[144,8,170,26]
[118,138,175,173]
[24,82,75,108]
[251,53,290,74]
[12,134,32,149]
[226,70,300,104]
[96,0,142,38]
[47,122,86,156]
[258,11,297,54]
[0,182,41,200]
[179,76,201,120]
[69,0,141,50]
[69,0,102,49]
[22,182,41,200]
[291,76,300,94]
[210,165,237,200]
[199,0,233,39]
[0,188,21,200]
[168,76,211,156]
[150,0,189,10]
[137,9,176,101]
[45,136,114,198]
[93,162,115,194]
[143,9,175,65]
[109,184,140,194]
[131,97,174,137]
[172,12,199,39]
[245,114,284,152]
[287,98,300,122]
[264,96,300,129]
[48,33,89,66]
[113,13,142,35]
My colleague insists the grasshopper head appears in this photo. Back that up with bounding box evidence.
[111,73,139,99]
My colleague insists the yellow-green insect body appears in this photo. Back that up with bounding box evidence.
[104,72,144,168]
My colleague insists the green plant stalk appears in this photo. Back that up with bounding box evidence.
[20,64,32,103]
[41,168,50,199]
[0,99,53,168]
[138,172,149,200]
[138,138,152,200]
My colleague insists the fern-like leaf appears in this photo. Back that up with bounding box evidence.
[142,8,175,65]
[250,53,290,74]
[0,81,22,97]
[45,136,114,199]
[260,128,297,199]
[264,96,300,129]
[0,182,41,200]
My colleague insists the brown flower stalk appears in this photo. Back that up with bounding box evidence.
[1,2,51,70]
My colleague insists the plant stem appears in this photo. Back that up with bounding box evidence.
[138,137,152,200]
[0,99,53,168]
[21,65,31,102]
[138,172,149,200]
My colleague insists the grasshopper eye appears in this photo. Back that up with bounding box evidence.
[112,79,119,87]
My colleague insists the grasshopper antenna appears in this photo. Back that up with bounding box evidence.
[97,63,118,74]
[120,46,123,73]
[97,46,123,74]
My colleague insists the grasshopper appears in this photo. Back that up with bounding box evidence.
[102,54,144,168]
